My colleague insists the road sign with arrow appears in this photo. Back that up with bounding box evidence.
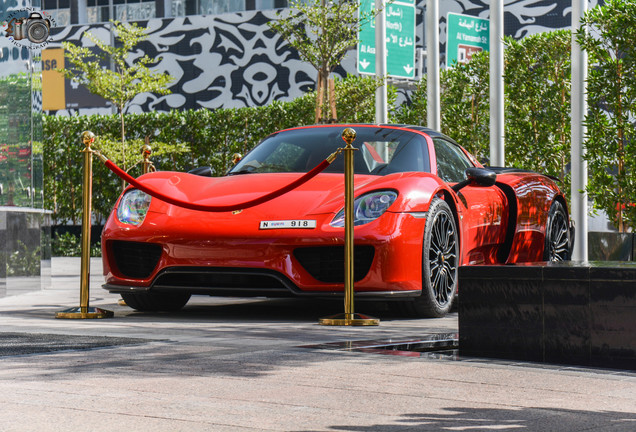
[446,12,490,67]
[357,0,416,79]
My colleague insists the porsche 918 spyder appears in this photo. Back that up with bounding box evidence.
[101,124,573,317]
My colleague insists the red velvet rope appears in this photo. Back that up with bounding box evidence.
[103,159,331,212]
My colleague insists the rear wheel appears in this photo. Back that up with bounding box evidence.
[543,200,571,261]
[121,291,191,312]
[395,198,458,318]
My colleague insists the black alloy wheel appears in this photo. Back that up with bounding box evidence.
[543,200,571,261]
[394,198,458,318]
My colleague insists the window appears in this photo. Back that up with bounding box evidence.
[199,0,245,15]
[229,127,429,176]
[433,138,473,183]
[43,0,70,26]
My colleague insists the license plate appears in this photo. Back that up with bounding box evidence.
[259,220,317,229]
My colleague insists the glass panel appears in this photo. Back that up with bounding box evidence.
[31,59,43,209]
[101,6,110,21]
[185,0,197,15]
[253,0,274,9]
[230,127,429,176]
[199,0,244,14]
[0,74,33,207]
[49,9,70,26]
[433,138,473,183]
[171,0,186,16]
[115,2,155,20]
[87,6,100,22]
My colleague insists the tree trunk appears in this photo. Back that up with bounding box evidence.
[315,68,330,124]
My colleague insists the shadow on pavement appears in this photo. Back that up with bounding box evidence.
[301,407,636,432]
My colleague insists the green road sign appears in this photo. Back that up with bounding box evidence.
[446,12,489,67]
[357,0,416,79]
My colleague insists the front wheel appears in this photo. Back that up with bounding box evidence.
[121,291,191,312]
[395,198,459,318]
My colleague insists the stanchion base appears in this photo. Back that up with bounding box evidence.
[319,313,379,326]
[118,298,128,306]
[55,307,114,319]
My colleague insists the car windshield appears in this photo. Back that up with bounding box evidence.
[229,126,430,176]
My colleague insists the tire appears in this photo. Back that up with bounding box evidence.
[543,200,571,261]
[121,291,191,312]
[395,198,459,318]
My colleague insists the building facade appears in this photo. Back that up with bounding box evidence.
[27,0,596,115]
[0,0,51,295]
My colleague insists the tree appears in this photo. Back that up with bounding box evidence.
[59,21,173,173]
[396,31,571,185]
[394,75,427,127]
[577,0,636,232]
[269,0,377,123]
[441,51,490,164]
[504,30,571,194]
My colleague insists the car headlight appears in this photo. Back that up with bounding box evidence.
[330,190,398,227]
[117,189,151,226]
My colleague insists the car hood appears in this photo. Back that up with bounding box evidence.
[128,170,441,217]
[133,171,373,216]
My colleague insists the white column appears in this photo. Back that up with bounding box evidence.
[375,0,388,124]
[571,0,588,261]
[426,0,440,131]
[164,0,173,17]
[489,0,504,167]
[77,0,88,23]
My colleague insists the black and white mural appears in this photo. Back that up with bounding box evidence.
[37,0,601,115]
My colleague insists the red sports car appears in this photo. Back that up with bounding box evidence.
[101,124,573,317]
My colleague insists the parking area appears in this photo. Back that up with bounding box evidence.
[0,257,634,431]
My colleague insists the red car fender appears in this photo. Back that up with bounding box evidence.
[496,173,566,263]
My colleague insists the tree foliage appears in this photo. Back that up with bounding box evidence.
[269,0,375,122]
[394,30,571,198]
[440,51,490,163]
[59,21,173,171]
[577,0,636,232]
[504,30,571,191]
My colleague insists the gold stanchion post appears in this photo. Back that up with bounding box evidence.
[142,143,156,174]
[56,131,114,319]
[319,128,379,326]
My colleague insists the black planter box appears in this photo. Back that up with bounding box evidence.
[458,262,636,370]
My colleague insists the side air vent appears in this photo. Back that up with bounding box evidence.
[110,240,162,279]
[293,246,375,283]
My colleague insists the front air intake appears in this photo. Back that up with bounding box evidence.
[110,240,162,279]
[293,246,375,283]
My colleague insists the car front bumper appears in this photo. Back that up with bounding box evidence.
[101,211,427,298]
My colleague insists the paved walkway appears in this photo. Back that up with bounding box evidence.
[0,258,633,431]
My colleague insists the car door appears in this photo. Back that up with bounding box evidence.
[432,138,508,265]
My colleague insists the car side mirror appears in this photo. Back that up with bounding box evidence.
[451,167,497,192]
